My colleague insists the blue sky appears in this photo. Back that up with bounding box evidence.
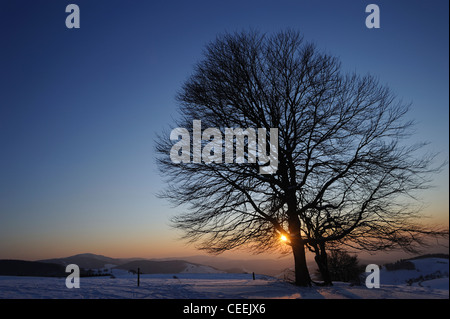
[0,0,448,260]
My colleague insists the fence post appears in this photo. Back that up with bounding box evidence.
[137,267,140,287]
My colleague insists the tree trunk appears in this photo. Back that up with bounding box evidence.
[314,243,332,286]
[291,237,312,286]
[288,213,311,287]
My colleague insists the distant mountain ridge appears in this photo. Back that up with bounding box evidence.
[1,252,447,278]
[0,260,66,277]
[406,253,449,260]
[0,253,224,277]
[38,253,144,269]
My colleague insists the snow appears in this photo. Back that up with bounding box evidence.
[0,273,447,299]
[0,258,447,299]
[412,277,449,290]
[380,258,449,286]
[103,264,118,269]
[180,263,226,274]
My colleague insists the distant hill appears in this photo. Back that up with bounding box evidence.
[3,252,296,276]
[38,253,143,269]
[116,260,223,274]
[38,253,225,274]
[160,255,295,276]
[381,256,449,286]
[407,253,449,261]
[0,253,224,277]
[35,253,295,276]
[3,252,448,279]
[0,260,66,277]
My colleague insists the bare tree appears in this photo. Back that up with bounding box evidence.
[155,29,446,286]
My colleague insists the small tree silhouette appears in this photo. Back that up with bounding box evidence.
[326,250,364,283]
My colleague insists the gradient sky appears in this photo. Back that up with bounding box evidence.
[0,0,448,261]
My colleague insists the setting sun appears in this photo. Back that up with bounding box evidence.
[280,235,288,242]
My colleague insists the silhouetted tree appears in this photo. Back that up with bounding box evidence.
[156,29,446,286]
[326,249,363,283]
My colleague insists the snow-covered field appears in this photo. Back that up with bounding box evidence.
[0,258,447,299]
[0,274,447,299]
[380,257,448,286]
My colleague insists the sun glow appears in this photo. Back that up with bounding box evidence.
[280,235,288,242]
